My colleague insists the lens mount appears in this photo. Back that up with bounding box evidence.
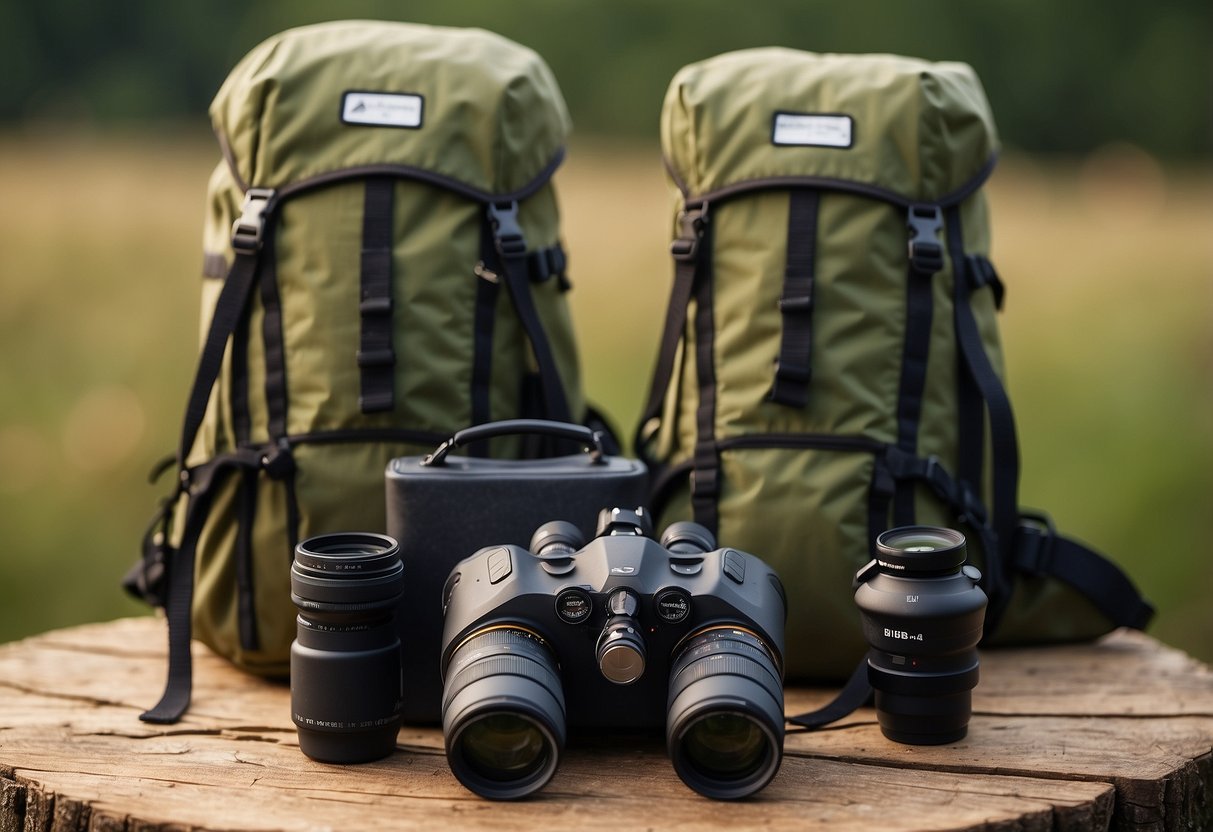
[875,526,967,575]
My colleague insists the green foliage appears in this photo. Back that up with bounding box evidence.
[3,1,1210,157]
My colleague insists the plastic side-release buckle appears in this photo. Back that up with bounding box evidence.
[906,204,944,275]
[670,204,708,262]
[1013,510,1057,576]
[231,188,276,254]
[487,201,527,257]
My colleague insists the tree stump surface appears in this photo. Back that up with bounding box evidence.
[0,617,1209,831]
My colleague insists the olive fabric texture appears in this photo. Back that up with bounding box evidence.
[130,22,590,722]
[638,49,1152,680]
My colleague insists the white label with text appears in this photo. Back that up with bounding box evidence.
[772,113,853,148]
[342,92,423,128]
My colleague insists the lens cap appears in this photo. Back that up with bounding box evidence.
[875,526,967,574]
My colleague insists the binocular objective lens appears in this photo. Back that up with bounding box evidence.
[679,712,771,781]
[441,627,565,800]
[666,627,784,799]
[456,713,552,783]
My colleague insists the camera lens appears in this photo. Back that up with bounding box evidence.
[290,532,404,763]
[855,526,987,745]
[666,627,784,799]
[442,627,565,799]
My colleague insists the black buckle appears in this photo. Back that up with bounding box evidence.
[259,438,295,481]
[487,202,527,257]
[671,205,708,262]
[906,204,944,275]
[1014,511,1057,576]
[966,254,1005,309]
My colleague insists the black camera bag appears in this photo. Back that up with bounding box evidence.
[386,419,648,723]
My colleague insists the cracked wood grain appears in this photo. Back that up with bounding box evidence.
[0,618,1209,831]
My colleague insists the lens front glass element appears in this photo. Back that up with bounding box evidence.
[457,713,550,783]
[680,712,770,780]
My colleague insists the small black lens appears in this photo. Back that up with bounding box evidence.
[856,526,987,746]
[290,532,404,764]
[666,628,784,799]
[442,628,565,800]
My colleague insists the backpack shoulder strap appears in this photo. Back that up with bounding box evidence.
[635,204,708,461]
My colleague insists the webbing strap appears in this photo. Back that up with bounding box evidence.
[786,654,873,730]
[488,202,573,424]
[769,189,819,408]
[258,229,289,439]
[175,248,264,468]
[947,210,1018,624]
[469,217,500,453]
[358,178,396,413]
[635,206,706,460]
[893,205,944,526]
[690,221,720,535]
[140,449,262,724]
[234,468,259,651]
[1014,520,1154,630]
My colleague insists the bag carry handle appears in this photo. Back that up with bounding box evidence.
[423,419,605,466]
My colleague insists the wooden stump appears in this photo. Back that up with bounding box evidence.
[0,618,1209,831]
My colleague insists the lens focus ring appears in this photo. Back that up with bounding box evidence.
[442,627,566,800]
[666,628,785,799]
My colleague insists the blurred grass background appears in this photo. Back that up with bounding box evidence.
[0,1,1210,663]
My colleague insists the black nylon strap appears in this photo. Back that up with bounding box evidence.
[176,249,264,468]
[690,222,720,535]
[786,654,873,730]
[470,217,500,450]
[358,178,396,414]
[488,203,573,424]
[260,228,289,438]
[235,468,259,651]
[140,449,262,723]
[769,189,819,408]
[893,205,944,526]
[635,206,707,461]
[1014,521,1154,631]
[947,211,1018,624]
[867,454,895,558]
[230,304,252,445]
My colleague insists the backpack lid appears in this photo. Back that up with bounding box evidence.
[662,48,999,204]
[211,21,570,198]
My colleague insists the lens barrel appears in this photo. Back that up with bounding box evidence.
[442,627,566,800]
[855,526,987,745]
[290,532,404,763]
[666,627,784,799]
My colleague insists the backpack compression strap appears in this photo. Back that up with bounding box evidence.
[487,201,573,424]
[142,192,273,723]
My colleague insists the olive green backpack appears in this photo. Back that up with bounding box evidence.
[128,21,593,722]
[637,48,1153,680]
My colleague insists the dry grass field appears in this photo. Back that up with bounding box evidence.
[0,127,1209,661]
